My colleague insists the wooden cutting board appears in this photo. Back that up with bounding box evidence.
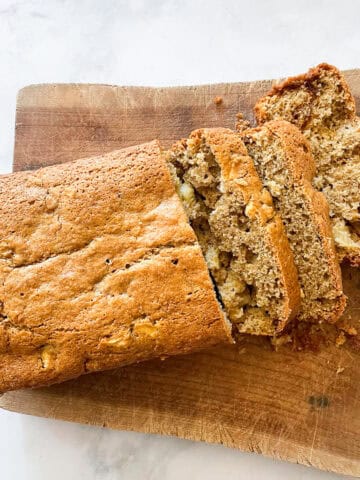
[1,71,360,477]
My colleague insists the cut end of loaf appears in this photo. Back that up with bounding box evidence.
[167,128,300,336]
[255,63,355,129]
[254,63,360,266]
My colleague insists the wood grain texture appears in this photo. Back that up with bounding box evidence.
[1,70,360,477]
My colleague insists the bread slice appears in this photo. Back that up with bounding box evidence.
[254,63,360,265]
[241,121,346,324]
[0,141,233,393]
[167,128,300,336]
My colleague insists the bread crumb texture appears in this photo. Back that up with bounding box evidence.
[0,141,231,393]
[168,128,300,336]
[255,63,360,265]
[242,121,346,324]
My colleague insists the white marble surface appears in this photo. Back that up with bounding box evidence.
[0,0,359,478]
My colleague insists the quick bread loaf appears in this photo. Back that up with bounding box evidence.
[255,63,360,265]
[168,128,301,336]
[1,66,352,393]
[0,141,233,393]
[241,121,346,324]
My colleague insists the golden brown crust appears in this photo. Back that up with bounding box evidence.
[242,121,346,323]
[191,128,301,333]
[274,122,346,321]
[300,186,347,321]
[0,141,232,393]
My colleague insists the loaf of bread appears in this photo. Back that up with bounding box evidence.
[241,121,346,324]
[0,141,233,393]
[254,63,360,265]
[168,128,300,336]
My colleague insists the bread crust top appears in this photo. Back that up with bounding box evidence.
[0,141,232,393]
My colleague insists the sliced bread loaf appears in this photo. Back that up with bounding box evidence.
[241,121,346,324]
[168,128,301,336]
[254,63,360,265]
[0,141,233,393]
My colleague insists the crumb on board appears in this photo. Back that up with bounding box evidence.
[336,331,347,347]
[341,325,358,336]
[235,112,251,132]
[270,334,292,350]
[336,366,345,374]
[213,96,223,105]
